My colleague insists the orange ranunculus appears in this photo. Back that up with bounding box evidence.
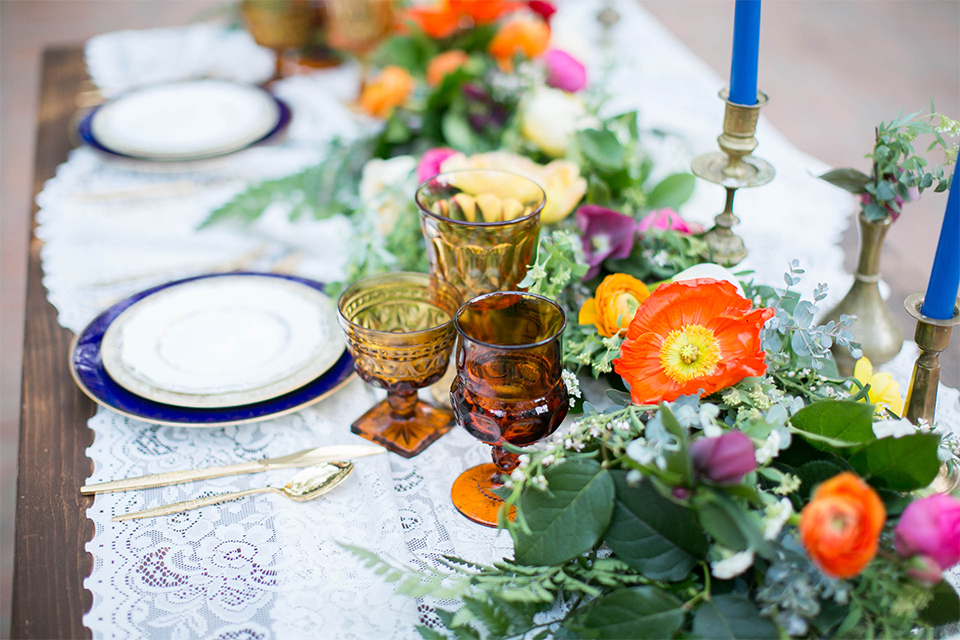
[400,5,460,39]
[579,274,650,338]
[448,0,522,24]
[613,278,772,405]
[359,66,414,119]
[427,50,470,86]
[800,472,886,579]
[488,18,550,71]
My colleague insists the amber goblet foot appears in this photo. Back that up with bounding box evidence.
[449,292,568,526]
[337,272,463,458]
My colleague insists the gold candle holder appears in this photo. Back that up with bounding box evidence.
[690,88,775,266]
[903,293,960,425]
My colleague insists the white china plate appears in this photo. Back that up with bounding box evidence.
[90,80,280,160]
[101,275,345,408]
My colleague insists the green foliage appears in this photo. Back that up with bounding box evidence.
[571,587,685,639]
[847,433,941,491]
[692,594,779,640]
[819,104,958,222]
[512,459,615,566]
[789,400,876,451]
[605,473,707,581]
[646,173,696,210]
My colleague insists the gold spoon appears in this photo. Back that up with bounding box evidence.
[113,462,354,522]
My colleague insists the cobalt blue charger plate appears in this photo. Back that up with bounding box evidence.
[77,93,292,162]
[70,272,356,427]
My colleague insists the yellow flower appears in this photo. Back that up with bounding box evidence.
[578,273,650,337]
[441,151,587,223]
[853,357,903,417]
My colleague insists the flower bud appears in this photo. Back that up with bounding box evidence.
[905,555,943,587]
[544,49,587,93]
[689,431,756,485]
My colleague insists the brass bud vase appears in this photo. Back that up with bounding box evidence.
[824,212,903,374]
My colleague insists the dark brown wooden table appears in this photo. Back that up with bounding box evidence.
[11,44,958,640]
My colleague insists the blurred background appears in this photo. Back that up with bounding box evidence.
[1,1,957,636]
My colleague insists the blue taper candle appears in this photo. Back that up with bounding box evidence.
[729,0,761,106]
[921,162,960,319]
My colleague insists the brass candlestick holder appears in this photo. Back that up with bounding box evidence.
[691,88,775,266]
[903,293,960,494]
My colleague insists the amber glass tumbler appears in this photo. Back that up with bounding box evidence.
[417,170,545,301]
[450,292,568,526]
[337,272,463,458]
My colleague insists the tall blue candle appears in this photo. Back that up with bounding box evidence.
[729,0,761,106]
[921,162,960,319]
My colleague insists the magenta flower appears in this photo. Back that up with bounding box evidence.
[638,208,704,235]
[528,0,557,22]
[544,49,587,93]
[860,186,920,223]
[417,148,458,183]
[895,494,960,571]
[576,205,636,280]
[689,431,756,485]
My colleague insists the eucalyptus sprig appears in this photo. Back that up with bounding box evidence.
[819,104,958,222]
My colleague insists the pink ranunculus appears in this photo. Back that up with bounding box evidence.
[689,431,756,485]
[544,49,587,93]
[894,494,960,570]
[417,148,458,183]
[638,208,703,235]
[528,0,557,22]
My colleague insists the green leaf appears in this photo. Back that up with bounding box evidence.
[605,389,633,406]
[692,594,779,640]
[659,406,693,484]
[695,493,767,555]
[920,580,960,627]
[441,109,477,152]
[646,173,696,210]
[789,400,876,451]
[848,433,941,491]
[794,460,846,501]
[819,168,872,194]
[605,473,707,581]
[513,459,615,566]
[577,129,625,173]
[415,625,447,640]
[572,587,685,640]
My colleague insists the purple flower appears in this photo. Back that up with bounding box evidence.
[576,205,636,280]
[895,494,960,570]
[689,431,756,485]
[417,148,458,183]
[638,208,703,234]
[905,555,943,587]
[544,49,587,93]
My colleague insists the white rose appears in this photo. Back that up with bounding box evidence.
[520,87,596,157]
[671,263,745,298]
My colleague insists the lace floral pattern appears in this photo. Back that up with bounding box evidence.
[29,2,958,638]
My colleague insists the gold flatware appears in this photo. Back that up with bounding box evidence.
[82,443,384,495]
[113,462,353,522]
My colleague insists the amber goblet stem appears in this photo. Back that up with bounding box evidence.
[387,390,418,420]
[491,446,519,480]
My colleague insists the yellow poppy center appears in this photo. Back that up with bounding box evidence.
[659,324,721,384]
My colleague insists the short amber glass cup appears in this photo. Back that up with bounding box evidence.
[450,292,568,526]
[337,272,463,458]
[417,170,545,301]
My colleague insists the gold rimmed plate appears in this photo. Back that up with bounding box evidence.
[70,272,356,427]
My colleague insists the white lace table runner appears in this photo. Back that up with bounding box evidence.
[30,2,959,638]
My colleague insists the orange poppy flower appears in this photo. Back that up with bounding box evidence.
[578,273,650,338]
[400,5,460,39]
[613,278,772,405]
[449,0,522,24]
[359,66,414,119]
[426,50,470,86]
[800,472,886,578]
[488,18,550,71]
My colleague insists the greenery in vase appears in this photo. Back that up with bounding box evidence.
[819,105,958,222]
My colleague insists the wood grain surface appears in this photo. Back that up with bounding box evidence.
[12,47,94,640]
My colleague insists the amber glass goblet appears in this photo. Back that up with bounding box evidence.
[450,292,568,526]
[417,170,545,301]
[337,272,463,458]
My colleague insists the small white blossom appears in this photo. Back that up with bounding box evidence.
[710,549,755,579]
[699,404,721,432]
[754,430,782,465]
[873,417,916,439]
[510,469,524,482]
[625,469,644,484]
[703,423,724,438]
[561,370,582,410]
[762,498,793,541]
[773,473,802,496]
